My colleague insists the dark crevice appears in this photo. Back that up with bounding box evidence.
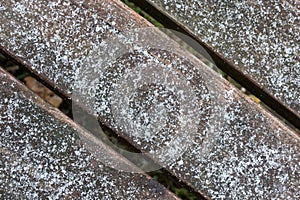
[0,52,205,200]
[126,0,300,132]
[1,0,299,198]
[0,53,73,118]
[2,1,298,199]
[74,102,206,200]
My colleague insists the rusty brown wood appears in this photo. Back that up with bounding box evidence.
[0,0,300,199]
[0,67,178,199]
[130,0,300,129]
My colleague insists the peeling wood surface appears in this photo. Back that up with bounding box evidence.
[0,67,177,199]
[0,0,300,199]
[136,0,300,119]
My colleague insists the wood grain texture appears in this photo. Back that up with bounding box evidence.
[131,0,300,128]
[0,67,178,199]
[0,0,300,199]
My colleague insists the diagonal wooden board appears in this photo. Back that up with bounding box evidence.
[0,67,178,199]
[131,0,300,128]
[0,0,299,199]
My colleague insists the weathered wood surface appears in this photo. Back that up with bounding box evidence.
[0,67,178,199]
[1,0,300,199]
[0,0,150,97]
[132,0,300,126]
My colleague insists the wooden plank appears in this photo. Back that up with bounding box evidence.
[0,67,178,199]
[0,0,150,97]
[1,0,300,199]
[130,0,300,129]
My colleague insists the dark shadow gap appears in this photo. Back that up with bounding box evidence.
[0,52,206,200]
[124,0,300,132]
